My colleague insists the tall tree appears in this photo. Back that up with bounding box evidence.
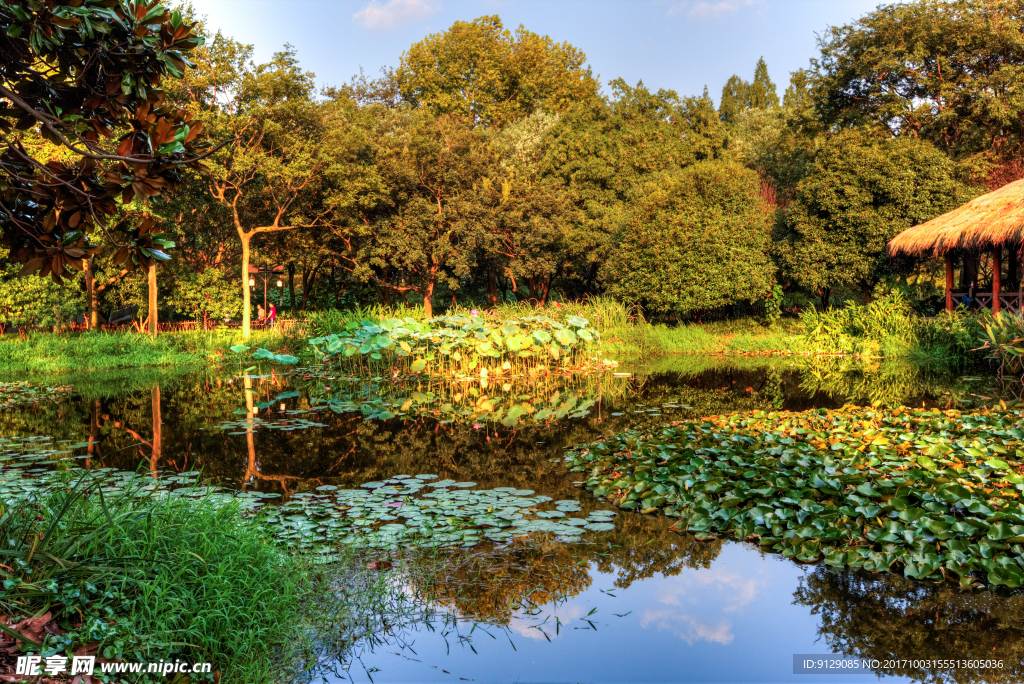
[748,57,780,110]
[718,74,750,125]
[775,129,978,304]
[198,48,380,336]
[395,15,599,128]
[477,111,577,305]
[0,1,214,282]
[337,111,487,317]
[541,80,727,291]
[811,0,1024,166]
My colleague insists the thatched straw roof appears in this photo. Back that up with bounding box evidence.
[887,179,1024,256]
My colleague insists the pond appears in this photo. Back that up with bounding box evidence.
[1,356,1019,683]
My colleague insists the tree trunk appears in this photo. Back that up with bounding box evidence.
[300,261,322,310]
[287,262,296,312]
[539,276,551,307]
[819,287,831,310]
[487,267,498,307]
[84,257,97,330]
[423,280,434,318]
[150,384,161,477]
[241,233,252,338]
[147,264,158,337]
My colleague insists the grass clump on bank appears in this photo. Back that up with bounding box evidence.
[565,405,1024,588]
[0,475,305,682]
[799,291,984,361]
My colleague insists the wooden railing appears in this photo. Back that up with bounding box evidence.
[952,291,1024,313]
[1,319,304,335]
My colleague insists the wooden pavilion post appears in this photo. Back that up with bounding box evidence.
[992,247,1002,313]
[945,253,955,312]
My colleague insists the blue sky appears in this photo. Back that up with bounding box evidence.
[188,0,886,106]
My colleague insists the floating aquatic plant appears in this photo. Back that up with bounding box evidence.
[0,438,617,554]
[565,406,1024,588]
[0,381,74,409]
[254,475,618,552]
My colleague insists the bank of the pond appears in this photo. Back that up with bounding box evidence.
[565,405,1024,588]
[0,292,990,375]
[0,328,305,375]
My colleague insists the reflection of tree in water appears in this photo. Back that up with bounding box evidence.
[413,539,593,625]
[794,566,1024,684]
[794,356,981,409]
[590,520,724,589]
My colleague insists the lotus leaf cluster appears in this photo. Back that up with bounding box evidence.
[564,406,1024,588]
[0,438,617,554]
[307,314,600,376]
[252,475,618,551]
[0,381,74,409]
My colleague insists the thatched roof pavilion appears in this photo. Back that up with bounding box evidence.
[888,179,1024,312]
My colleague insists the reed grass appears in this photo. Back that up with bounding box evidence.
[0,473,306,683]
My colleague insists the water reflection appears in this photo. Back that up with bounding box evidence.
[0,357,1009,683]
[795,567,1024,684]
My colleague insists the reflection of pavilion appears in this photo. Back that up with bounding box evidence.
[889,179,1024,313]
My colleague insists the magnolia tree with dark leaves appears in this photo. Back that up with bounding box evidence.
[0,0,217,289]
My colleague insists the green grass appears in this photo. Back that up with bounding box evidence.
[0,475,307,683]
[600,318,809,358]
[0,328,306,375]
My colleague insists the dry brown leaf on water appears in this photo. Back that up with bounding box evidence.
[366,560,392,570]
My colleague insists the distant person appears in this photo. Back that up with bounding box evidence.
[268,303,277,329]
[257,305,265,325]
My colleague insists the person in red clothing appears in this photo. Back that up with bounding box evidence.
[268,303,277,329]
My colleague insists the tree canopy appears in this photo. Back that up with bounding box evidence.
[812,0,1024,165]
[775,129,977,300]
[604,160,775,315]
[396,15,599,129]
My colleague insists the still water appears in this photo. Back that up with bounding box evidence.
[3,356,1018,683]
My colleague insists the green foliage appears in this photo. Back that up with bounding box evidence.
[395,15,599,128]
[165,267,242,324]
[748,56,780,110]
[0,474,304,682]
[0,0,211,280]
[540,80,726,279]
[800,291,919,355]
[812,0,1024,163]
[308,313,601,375]
[765,284,784,325]
[604,160,775,315]
[0,249,83,329]
[565,405,1024,588]
[798,291,984,359]
[777,129,979,296]
[718,56,779,124]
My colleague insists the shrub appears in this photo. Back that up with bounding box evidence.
[604,160,775,316]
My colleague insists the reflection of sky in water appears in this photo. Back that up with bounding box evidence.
[323,543,905,683]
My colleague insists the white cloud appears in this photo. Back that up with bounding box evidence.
[666,0,759,20]
[640,610,735,645]
[657,568,765,612]
[353,0,441,31]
